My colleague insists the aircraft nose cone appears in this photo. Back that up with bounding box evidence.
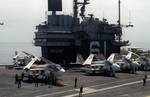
[60,68,65,72]
[115,64,120,68]
[112,64,120,71]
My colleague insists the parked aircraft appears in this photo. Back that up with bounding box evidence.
[13,51,33,68]
[23,56,65,79]
[116,51,141,74]
[13,51,65,79]
[83,53,120,76]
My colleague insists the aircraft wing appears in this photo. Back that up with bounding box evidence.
[40,57,56,64]
[82,54,94,65]
[13,52,21,59]
[91,63,105,66]
[30,68,46,71]
[24,57,38,70]
[31,64,48,68]
[92,60,105,64]
[22,51,35,58]
[40,57,66,73]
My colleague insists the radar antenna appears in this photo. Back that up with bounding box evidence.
[126,11,133,27]
[73,0,90,23]
[0,22,4,25]
[117,0,133,42]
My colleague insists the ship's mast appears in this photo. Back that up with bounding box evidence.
[73,0,78,19]
[118,0,121,42]
[118,0,121,27]
[118,0,133,41]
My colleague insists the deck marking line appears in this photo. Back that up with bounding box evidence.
[35,89,75,97]
[63,78,150,97]
[35,76,150,97]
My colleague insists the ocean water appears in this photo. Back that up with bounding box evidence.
[0,43,41,65]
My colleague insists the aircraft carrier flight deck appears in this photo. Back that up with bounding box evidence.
[0,68,150,97]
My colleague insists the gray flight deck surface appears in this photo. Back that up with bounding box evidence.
[0,68,150,97]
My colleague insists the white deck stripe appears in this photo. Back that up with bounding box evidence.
[35,78,133,97]
[63,78,150,97]
[35,89,75,97]
[36,76,150,97]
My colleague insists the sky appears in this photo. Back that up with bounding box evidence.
[0,0,150,49]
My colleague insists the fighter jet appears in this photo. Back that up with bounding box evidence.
[13,51,33,69]
[116,51,141,74]
[13,51,65,79]
[23,55,65,79]
[83,53,120,76]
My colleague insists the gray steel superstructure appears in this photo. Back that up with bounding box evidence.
[34,0,132,64]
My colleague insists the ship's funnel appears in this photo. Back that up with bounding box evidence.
[48,0,62,11]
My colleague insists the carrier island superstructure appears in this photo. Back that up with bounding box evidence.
[34,0,133,64]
